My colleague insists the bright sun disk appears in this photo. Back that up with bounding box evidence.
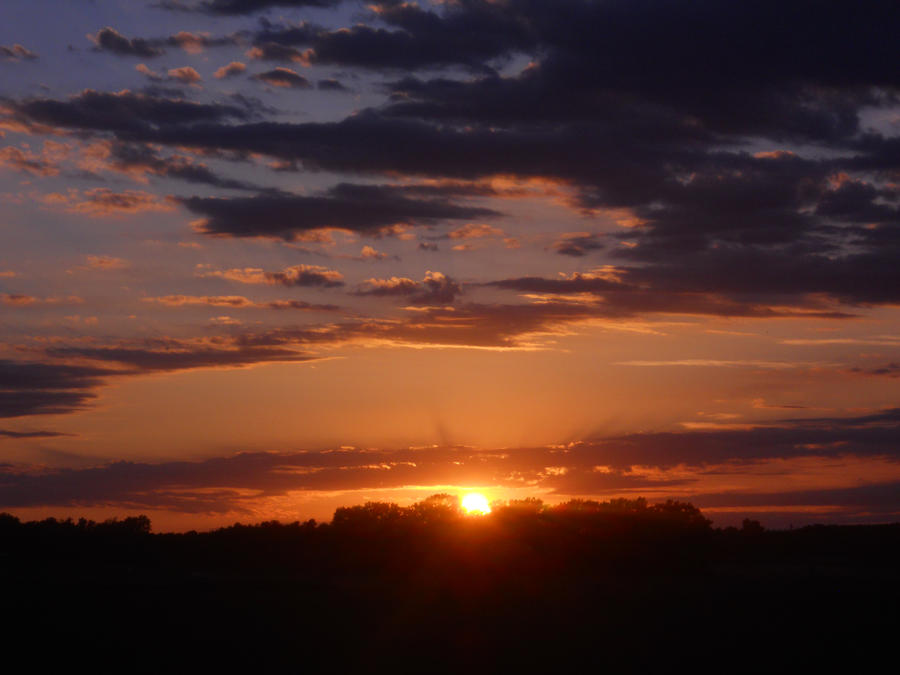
[461,492,491,514]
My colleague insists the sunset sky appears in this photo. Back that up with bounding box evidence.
[2,0,899,530]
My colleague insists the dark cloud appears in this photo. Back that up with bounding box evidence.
[165,31,241,52]
[247,42,310,63]
[0,146,59,177]
[376,1,898,131]
[1,44,38,61]
[89,27,239,58]
[0,391,98,419]
[486,271,857,320]
[0,444,684,513]
[0,360,109,393]
[646,249,900,307]
[2,407,898,514]
[9,89,248,135]
[265,300,340,311]
[252,67,311,88]
[214,61,247,79]
[0,360,111,418]
[576,411,900,469]
[188,0,341,15]
[0,341,322,419]
[106,141,258,190]
[317,78,347,92]
[3,0,898,323]
[196,263,345,287]
[250,2,531,72]
[0,429,72,439]
[237,300,603,350]
[266,265,344,288]
[144,295,341,310]
[849,363,900,378]
[89,27,164,58]
[550,233,605,257]
[688,482,900,514]
[183,183,500,239]
[354,271,461,305]
[47,343,316,374]
[0,335,326,419]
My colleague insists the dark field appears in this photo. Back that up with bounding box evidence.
[3,498,898,673]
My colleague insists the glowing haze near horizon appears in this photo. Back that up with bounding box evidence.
[1,0,899,530]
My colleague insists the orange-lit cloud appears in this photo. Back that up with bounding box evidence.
[214,61,246,79]
[196,264,345,287]
[143,295,340,311]
[42,188,176,216]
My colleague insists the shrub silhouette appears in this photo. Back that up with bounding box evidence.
[2,498,899,673]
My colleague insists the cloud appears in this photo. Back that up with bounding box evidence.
[93,141,257,190]
[143,295,340,311]
[317,78,348,92]
[551,233,605,257]
[446,223,504,240]
[214,61,246,79]
[43,188,175,216]
[0,448,681,513]
[80,255,130,271]
[183,184,500,240]
[249,4,531,72]
[8,89,248,135]
[167,66,203,85]
[1,294,83,307]
[486,265,862,320]
[135,63,163,81]
[359,245,387,260]
[0,44,38,61]
[240,299,604,350]
[0,334,323,418]
[3,406,899,514]
[89,27,164,58]
[197,264,344,287]
[166,30,239,53]
[848,363,900,378]
[246,43,312,64]
[617,360,807,370]
[165,0,342,16]
[252,67,311,88]
[0,146,60,177]
[144,295,257,307]
[48,343,318,374]
[0,429,72,440]
[687,482,900,515]
[3,0,899,408]
[354,271,461,305]
[0,360,112,418]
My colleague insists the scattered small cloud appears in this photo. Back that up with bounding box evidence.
[167,66,203,85]
[88,27,163,58]
[42,188,176,216]
[252,67,311,88]
[214,61,246,79]
[1,44,38,61]
[196,263,345,287]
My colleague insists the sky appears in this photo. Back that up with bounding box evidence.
[1,0,899,530]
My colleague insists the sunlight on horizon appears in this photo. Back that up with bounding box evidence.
[460,493,492,515]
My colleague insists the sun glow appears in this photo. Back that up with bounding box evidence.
[460,492,492,515]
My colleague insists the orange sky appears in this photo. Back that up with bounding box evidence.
[2,0,899,529]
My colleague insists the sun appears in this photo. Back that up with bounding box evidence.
[460,493,492,515]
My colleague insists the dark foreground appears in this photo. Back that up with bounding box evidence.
[3,498,898,673]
